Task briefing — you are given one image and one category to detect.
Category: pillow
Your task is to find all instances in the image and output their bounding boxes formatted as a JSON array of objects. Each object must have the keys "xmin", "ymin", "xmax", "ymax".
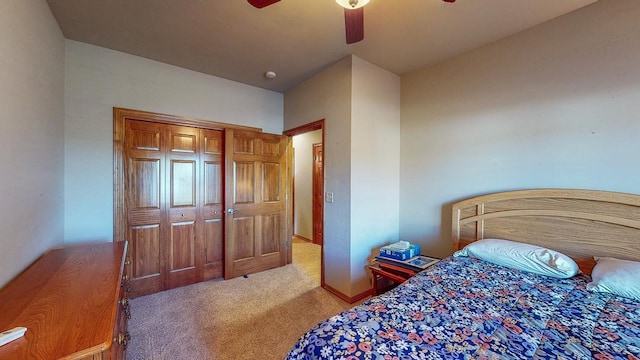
[
  {"xmin": 587, "ymin": 257, "xmax": 640, "ymax": 301},
  {"xmin": 453, "ymin": 238, "xmax": 579, "ymax": 279}
]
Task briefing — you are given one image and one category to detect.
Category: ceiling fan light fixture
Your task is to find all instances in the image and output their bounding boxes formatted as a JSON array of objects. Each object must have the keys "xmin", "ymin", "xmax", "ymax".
[{"xmin": 335, "ymin": 0, "xmax": 370, "ymax": 10}]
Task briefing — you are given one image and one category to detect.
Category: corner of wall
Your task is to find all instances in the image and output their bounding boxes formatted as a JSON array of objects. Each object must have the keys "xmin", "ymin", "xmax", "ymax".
[
  {"xmin": 283, "ymin": 56, "xmax": 355, "ymax": 297},
  {"xmin": 0, "ymin": 0, "xmax": 66, "ymax": 287},
  {"xmin": 349, "ymin": 56, "xmax": 401, "ymax": 296}
]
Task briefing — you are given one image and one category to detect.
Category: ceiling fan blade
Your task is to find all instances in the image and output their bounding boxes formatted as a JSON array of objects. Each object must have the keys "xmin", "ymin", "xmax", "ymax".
[
  {"xmin": 344, "ymin": 7, "xmax": 364, "ymax": 44},
  {"xmin": 247, "ymin": 0, "xmax": 280, "ymax": 9},
  {"xmin": 442, "ymin": 0, "xmax": 456, "ymax": 2}
]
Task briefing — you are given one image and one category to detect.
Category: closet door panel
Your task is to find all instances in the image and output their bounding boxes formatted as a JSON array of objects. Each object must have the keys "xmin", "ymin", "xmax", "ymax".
[
  {"xmin": 204, "ymin": 162, "xmax": 223, "ymax": 205},
  {"xmin": 170, "ymin": 160, "xmax": 196, "ymax": 207},
  {"xmin": 233, "ymin": 162, "xmax": 255, "ymax": 203},
  {"xmin": 129, "ymin": 224, "xmax": 162, "ymax": 296},
  {"xmin": 130, "ymin": 225, "xmax": 161, "ymax": 278},
  {"xmin": 125, "ymin": 120, "xmax": 166, "ymax": 297},
  {"xmin": 225, "ymin": 130, "xmax": 288, "ymax": 279},
  {"xmin": 131, "ymin": 159, "xmax": 161, "ymax": 208},
  {"xmin": 261, "ymin": 213, "xmax": 281, "ymax": 255},
  {"xmin": 203, "ymin": 218, "xmax": 223, "ymax": 279},
  {"xmin": 166, "ymin": 125, "xmax": 199, "ymax": 289},
  {"xmin": 169, "ymin": 131, "xmax": 197, "ymax": 153},
  {"xmin": 169, "ymin": 221, "xmax": 196, "ymax": 275},
  {"xmin": 201, "ymin": 129, "xmax": 224, "ymax": 280}
]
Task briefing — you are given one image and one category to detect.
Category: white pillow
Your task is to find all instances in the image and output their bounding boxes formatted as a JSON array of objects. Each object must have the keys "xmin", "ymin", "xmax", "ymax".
[
  {"xmin": 587, "ymin": 257, "xmax": 640, "ymax": 301},
  {"xmin": 454, "ymin": 238, "xmax": 579, "ymax": 279}
]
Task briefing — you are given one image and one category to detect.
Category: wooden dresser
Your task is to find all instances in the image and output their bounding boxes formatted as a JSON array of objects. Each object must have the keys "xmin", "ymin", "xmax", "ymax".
[{"xmin": 0, "ymin": 242, "xmax": 129, "ymax": 360}]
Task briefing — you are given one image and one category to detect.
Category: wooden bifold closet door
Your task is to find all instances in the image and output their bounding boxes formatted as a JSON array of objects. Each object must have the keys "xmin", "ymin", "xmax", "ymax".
[
  {"xmin": 115, "ymin": 108, "xmax": 290, "ymax": 298},
  {"xmin": 124, "ymin": 120, "xmax": 224, "ymax": 296},
  {"xmin": 224, "ymin": 129, "xmax": 288, "ymax": 279}
]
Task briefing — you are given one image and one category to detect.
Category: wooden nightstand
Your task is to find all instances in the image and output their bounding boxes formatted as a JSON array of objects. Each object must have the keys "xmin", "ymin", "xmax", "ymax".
[
  {"xmin": 368, "ymin": 263, "xmax": 417, "ymax": 295},
  {"xmin": 369, "ymin": 255, "xmax": 440, "ymax": 295}
]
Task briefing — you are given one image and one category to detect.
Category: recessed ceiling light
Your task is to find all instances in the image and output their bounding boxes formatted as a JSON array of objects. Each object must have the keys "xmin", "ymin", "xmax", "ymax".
[{"xmin": 264, "ymin": 71, "xmax": 277, "ymax": 79}]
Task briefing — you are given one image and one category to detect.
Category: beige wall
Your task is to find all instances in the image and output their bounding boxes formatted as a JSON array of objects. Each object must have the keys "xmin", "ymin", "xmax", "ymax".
[
  {"xmin": 350, "ymin": 57, "xmax": 401, "ymax": 295},
  {"xmin": 0, "ymin": 0, "xmax": 65, "ymax": 286},
  {"xmin": 285, "ymin": 57, "xmax": 353, "ymax": 295},
  {"xmin": 285, "ymin": 56, "xmax": 400, "ymax": 297},
  {"xmin": 64, "ymin": 40, "xmax": 284, "ymax": 243},
  {"xmin": 293, "ymin": 130, "xmax": 323, "ymax": 240},
  {"xmin": 400, "ymin": 0, "xmax": 640, "ymax": 257}
]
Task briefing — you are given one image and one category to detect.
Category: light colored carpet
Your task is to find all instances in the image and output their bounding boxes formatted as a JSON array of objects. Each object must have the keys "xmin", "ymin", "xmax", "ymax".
[{"xmin": 127, "ymin": 239, "xmax": 354, "ymax": 360}]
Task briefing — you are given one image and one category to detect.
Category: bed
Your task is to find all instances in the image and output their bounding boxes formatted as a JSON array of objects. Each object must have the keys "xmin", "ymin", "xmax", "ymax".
[{"xmin": 286, "ymin": 189, "xmax": 640, "ymax": 359}]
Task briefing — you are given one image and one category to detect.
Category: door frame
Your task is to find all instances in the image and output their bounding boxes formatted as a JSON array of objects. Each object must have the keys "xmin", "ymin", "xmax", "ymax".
[
  {"xmin": 312, "ymin": 142, "xmax": 323, "ymax": 246},
  {"xmin": 113, "ymin": 107, "xmax": 262, "ymax": 258},
  {"xmin": 283, "ymin": 119, "xmax": 325, "ymax": 287}
]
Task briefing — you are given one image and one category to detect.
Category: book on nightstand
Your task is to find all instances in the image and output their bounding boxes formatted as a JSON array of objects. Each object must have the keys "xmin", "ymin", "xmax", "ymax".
[{"xmin": 375, "ymin": 254, "xmax": 440, "ymax": 273}]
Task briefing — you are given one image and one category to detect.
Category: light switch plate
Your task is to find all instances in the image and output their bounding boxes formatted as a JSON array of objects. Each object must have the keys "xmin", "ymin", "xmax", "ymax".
[{"xmin": 325, "ymin": 192, "xmax": 334, "ymax": 203}]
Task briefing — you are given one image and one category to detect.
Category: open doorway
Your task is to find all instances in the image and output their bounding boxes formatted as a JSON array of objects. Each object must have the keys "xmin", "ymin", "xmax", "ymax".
[{"xmin": 284, "ymin": 120, "xmax": 324, "ymax": 286}]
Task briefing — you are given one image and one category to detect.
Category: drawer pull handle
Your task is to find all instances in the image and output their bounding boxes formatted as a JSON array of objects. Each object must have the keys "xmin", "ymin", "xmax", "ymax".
[
  {"xmin": 120, "ymin": 275, "xmax": 131, "ymax": 293},
  {"xmin": 124, "ymin": 259, "xmax": 131, "ymax": 266},
  {"xmin": 114, "ymin": 332, "xmax": 130, "ymax": 348},
  {"xmin": 119, "ymin": 298, "xmax": 132, "ymax": 319}
]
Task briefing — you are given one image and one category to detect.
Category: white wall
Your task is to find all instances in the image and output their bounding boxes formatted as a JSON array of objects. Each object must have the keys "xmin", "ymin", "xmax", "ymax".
[
  {"xmin": 0, "ymin": 0, "xmax": 65, "ymax": 286},
  {"xmin": 293, "ymin": 130, "xmax": 323, "ymax": 240},
  {"xmin": 64, "ymin": 40, "xmax": 284, "ymax": 243},
  {"xmin": 350, "ymin": 57, "xmax": 401, "ymax": 295},
  {"xmin": 400, "ymin": 0, "xmax": 640, "ymax": 257},
  {"xmin": 284, "ymin": 57, "xmax": 353, "ymax": 296}
]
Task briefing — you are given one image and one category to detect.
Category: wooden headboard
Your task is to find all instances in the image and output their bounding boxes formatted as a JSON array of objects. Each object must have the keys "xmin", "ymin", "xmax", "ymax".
[{"xmin": 451, "ymin": 189, "xmax": 640, "ymax": 275}]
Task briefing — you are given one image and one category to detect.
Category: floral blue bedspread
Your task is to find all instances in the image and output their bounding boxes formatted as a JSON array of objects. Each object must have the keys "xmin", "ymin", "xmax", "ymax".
[{"xmin": 286, "ymin": 256, "xmax": 640, "ymax": 360}]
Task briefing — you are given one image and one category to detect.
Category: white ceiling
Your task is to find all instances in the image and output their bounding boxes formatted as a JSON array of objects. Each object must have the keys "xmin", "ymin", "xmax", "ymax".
[{"xmin": 46, "ymin": 0, "xmax": 597, "ymax": 93}]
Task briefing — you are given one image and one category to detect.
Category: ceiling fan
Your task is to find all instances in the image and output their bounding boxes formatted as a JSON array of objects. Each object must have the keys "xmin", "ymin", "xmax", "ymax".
[{"xmin": 248, "ymin": 0, "xmax": 456, "ymax": 44}]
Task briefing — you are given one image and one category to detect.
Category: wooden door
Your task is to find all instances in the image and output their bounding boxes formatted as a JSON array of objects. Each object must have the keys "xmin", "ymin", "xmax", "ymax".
[
  {"xmin": 124, "ymin": 120, "xmax": 165, "ymax": 296},
  {"xmin": 200, "ymin": 129, "xmax": 224, "ymax": 280},
  {"xmin": 224, "ymin": 129, "xmax": 288, "ymax": 279},
  {"xmin": 116, "ymin": 108, "xmax": 289, "ymax": 296},
  {"xmin": 165, "ymin": 125, "xmax": 199, "ymax": 289},
  {"xmin": 124, "ymin": 120, "xmax": 224, "ymax": 296},
  {"xmin": 312, "ymin": 143, "xmax": 324, "ymax": 246}
]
